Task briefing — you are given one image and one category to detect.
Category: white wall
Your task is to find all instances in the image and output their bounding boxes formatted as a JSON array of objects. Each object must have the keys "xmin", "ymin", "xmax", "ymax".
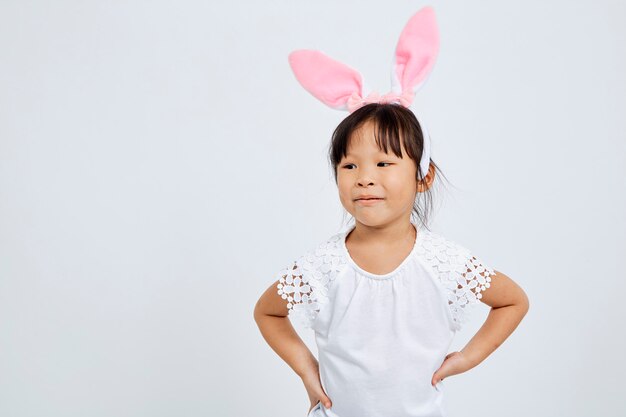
[{"xmin": 0, "ymin": 1, "xmax": 624, "ymax": 416}]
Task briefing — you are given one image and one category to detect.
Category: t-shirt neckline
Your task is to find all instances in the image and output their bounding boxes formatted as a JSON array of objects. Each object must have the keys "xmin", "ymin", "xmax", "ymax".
[{"xmin": 340, "ymin": 219, "xmax": 424, "ymax": 280}]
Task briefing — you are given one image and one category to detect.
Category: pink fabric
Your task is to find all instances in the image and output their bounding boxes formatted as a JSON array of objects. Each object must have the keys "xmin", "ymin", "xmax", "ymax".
[
  {"xmin": 287, "ymin": 6, "xmax": 439, "ymax": 113},
  {"xmin": 346, "ymin": 90, "xmax": 415, "ymax": 113},
  {"xmin": 393, "ymin": 6, "xmax": 439, "ymax": 94},
  {"xmin": 288, "ymin": 50, "xmax": 363, "ymax": 110}
]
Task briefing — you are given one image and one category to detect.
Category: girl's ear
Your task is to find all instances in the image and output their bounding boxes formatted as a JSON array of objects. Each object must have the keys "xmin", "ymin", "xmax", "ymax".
[
  {"xmin": 416, "ymin": 163, "xmax": 436, "ymax": 193},
  {"xmin": 390, "ymin": 6, "xmax": 440, "ymax": 96},
  {"xmin": 288, "ymin": 50, "xmax": 365, "ymax": 111}
]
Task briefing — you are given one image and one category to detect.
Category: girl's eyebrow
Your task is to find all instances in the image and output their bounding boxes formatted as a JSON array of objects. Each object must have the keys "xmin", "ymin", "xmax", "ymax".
[{"xmin": 345, "ymin": 150, "xmax": 392, "ymax": 157}]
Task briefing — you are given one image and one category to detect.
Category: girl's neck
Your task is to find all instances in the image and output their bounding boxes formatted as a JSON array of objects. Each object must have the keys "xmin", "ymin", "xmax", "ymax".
[{"xmin": 347, "ymin": 218, "xmax": 417, "ymax": 248}]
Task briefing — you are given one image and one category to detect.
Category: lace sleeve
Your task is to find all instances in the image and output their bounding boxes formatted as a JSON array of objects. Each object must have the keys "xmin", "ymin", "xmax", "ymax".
[
  {"xmin": 463, "ymin": 254, "xmax": 495, "ymax": 301},
  {"xmin": 449, "ymin": 251, "xmax": 496, "ymax": 330},
  {"xmin": 416, "ymin": 231, "xmax": 496, "ymax": 331},
  {"xmin": 275, "ymin": 232, "xmax": 348, "ymax": 330},
  {"xmin": 276, "ymin": 257, "xmax": 319, "ymax": 329}
]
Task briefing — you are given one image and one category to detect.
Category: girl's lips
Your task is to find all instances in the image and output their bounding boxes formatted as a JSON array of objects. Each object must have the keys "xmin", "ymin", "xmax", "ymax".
[{"xmin": 356, "ymin": 198, "xmax": 384, "ymax": 205}]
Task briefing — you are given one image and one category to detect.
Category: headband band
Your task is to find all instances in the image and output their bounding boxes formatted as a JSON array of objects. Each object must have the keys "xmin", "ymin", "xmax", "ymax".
[{"xmin": 287, "ymin": 6, "xmax": 440, "ymax": 179}]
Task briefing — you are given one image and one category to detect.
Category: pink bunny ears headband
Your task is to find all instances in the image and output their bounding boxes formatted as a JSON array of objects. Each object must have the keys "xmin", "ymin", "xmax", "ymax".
[{"xmin": 288, "ymin": 6, "xmax": 439, "ymax": 179}]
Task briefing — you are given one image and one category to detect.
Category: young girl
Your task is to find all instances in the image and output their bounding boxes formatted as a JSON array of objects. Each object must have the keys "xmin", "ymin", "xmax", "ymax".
[{"xmin": 254, "ymin": 7, "xmax": 529, "ymax": 417}]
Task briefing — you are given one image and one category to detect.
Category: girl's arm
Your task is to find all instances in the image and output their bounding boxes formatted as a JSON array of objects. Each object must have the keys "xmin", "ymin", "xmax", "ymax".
[
  {"xmin": 253, "ymin": 280, "xmax": 318, "ymax": 378},
  {"xmin": 254, "ymin": 280, "xmax": 333, "ymax": 410},
  {"xmin": 432, "ymin": 269, "xmax": 529, "ymax": 386},
  {"xmin": 460, "ymin": 269, "xmax": 530, "ymax": 369}
]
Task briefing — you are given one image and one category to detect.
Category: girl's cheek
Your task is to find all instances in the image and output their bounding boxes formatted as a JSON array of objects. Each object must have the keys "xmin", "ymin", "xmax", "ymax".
[{"xmin": 338, "ymin": 193, "xmax": 353, "ymax": 209}]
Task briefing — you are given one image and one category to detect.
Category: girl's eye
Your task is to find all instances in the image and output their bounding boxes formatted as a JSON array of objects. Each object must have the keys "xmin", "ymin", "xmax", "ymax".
[{"xmin": 341, "ymin": 162, "xmax": 392, "ymax": 169}]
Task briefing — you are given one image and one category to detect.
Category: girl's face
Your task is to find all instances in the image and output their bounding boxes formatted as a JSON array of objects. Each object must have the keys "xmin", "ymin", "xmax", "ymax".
[{"xmin": 337, "ymin": 120, "xmax": 419, "ymax": 226}]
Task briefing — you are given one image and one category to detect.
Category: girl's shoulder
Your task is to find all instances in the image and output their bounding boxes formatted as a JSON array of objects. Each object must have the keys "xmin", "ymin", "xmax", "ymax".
[
  {"xmin": 274, "ymin": 230, "xmax": 349, "ymax": 329},
  {"xmin": 415, "ymin": 228, "xmax": 474, "ymax": 260},
  {"xmin": 300, "ymin": 230, "xmax": 349, "ymax": 270},
  {"xmin": 414, "ymin": 228, "xmax": 497, "ymax": 331}
]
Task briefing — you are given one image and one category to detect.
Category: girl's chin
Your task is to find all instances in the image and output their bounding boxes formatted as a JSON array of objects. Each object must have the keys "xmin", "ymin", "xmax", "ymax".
[{"xmin": 352, "ymin": 212, "xmax": 393, "ymax": 224}]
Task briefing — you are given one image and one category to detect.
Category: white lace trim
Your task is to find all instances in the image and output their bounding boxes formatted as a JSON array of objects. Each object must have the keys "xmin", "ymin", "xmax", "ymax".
[
  {"xmin": 276, "ymin": 232, "xmax": 348, "ymax": 329},
  {"xmin": 415, "ymin": 231, "xmax": 495, "ymax": 331}
]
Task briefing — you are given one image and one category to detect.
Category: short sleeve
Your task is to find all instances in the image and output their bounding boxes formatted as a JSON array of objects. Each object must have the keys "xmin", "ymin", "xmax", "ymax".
[
  {"xmin": 274, "ymin": 232, "xmax": 349, "ymax": 330},
  {"xmin": 462, "ymin": 253, "xmax": 495, "ymax": 302},
  {"xmin": 275, "ymin": 256, "xmax": 319, "ymax": 329},
  {"xmin": 448, "ymin": 251, "xmax": 496, "ymax": 328},
  {"xmin": 416, "ymin": 231, "xmax": 496, "ymax": 331}
]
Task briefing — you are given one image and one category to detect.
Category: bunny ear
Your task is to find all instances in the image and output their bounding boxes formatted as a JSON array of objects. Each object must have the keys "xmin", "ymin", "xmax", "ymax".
[
  {"xmin": 390, "ymin": 6, "xmax": 440, "ymax": 95},
  {"xmin": 288, "ymin": 50, "xmax": 364, "ymax": 111}
]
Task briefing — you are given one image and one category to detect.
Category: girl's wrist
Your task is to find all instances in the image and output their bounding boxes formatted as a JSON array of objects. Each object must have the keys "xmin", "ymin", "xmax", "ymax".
[
  {"xmin": 296, "ymin": 359, "xmax": 320, "ymax": 380},
  {"xmin": 459, "ymin": 350, "xmax": 479, "ymax": 370}
]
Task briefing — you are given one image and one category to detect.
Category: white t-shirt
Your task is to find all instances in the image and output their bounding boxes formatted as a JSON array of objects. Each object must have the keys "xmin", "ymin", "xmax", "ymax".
[{"xmin": 275, "ymin": 219, "xmax": 495, "ymax": 417}]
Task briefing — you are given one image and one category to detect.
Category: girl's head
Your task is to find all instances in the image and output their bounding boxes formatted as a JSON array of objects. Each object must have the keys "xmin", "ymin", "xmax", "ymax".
[
  {"xmin": 287, "ymin": 8, "xmax": 443, "ymax": 229},
  {"xmin": 328, "ymin": 103, "xmax": 447, "ymax": 230}
]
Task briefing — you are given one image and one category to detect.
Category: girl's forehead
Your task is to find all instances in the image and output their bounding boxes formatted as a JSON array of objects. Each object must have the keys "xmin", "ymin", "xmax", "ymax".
[
  {"xmin": 346, "ymin": 125, "xmax": 406, "ymax": 156},
  {"xmin": 347, "ymin": 123, "xmax": 381, "ymax": 148},
  {"xmin": 351, "ymin": 119, "xmax": 377, "ymax": 137},
  {"xmin": 345, "ymin": 140, "xmax": 389, "ymax": 156}
]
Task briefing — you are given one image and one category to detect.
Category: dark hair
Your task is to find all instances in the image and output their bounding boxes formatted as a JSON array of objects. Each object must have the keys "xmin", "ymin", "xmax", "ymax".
[{"xmin": 327, "ymin": 103, "xmax": 451, "ymax": 231}]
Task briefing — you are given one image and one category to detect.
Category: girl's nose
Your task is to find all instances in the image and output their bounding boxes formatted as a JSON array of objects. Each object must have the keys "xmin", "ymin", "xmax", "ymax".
[
  {"xmin": 357, "ymin": 178, "xmax": 375, "ymax": 187},
  {"xmin": 355, "ymin": 165, "xmax": 377, "ymax": 186}
]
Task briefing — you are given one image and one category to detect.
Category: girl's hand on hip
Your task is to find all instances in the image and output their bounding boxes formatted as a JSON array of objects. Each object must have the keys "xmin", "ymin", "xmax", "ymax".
[
  {"xmin": 431, "ymin": 351, "xmax": 472, "ymax": 386},
  {"xmin": 300, "ymin": 365, "xmax": 332, "ymax": 412}
]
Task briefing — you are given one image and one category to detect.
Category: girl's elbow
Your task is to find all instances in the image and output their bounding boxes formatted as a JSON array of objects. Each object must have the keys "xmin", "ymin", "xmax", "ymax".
[
  {"xmin": 518, "ymin": 290, "xmax": 530, "ymax": 315},
  {"xmin": 253, "ymin": 298, "xmax": 266, "ymax": 322}
]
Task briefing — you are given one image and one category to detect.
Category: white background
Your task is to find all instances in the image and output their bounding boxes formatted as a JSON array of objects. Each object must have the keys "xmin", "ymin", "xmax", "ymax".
[{"xmin": 1, "ymin": 1, "xmax": 624, "ymax": 416}]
